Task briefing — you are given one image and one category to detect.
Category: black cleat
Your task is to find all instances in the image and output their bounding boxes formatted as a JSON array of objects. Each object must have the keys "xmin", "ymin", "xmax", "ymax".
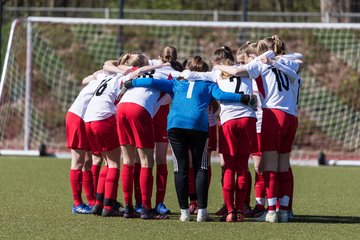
[
  {"xmin": 123, "ymin": 205, "xmax": 139, "ymax": 218},
  {"xmin": 91, "ymin": 204, "xmax": 103, "ymax": 216},
  {"xmin": 101, "ymin": 207, "xmax": 123, "ymax": 217}
]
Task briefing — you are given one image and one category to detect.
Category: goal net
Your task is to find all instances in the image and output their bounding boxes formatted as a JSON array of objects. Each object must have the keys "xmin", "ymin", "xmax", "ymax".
[{"xmin": 1, "ymin": 17, "xmax": 359, "ymax": 161}]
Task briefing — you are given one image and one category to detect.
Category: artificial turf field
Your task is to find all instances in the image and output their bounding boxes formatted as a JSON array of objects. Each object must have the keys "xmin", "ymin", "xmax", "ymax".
[{"xmin": 0, "ymin": 156, "xmax": 359, "ymax": 240}]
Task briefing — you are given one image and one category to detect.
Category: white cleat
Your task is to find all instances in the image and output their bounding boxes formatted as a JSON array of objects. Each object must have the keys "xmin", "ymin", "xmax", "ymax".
[
  {"xmin": 255, "ymin": 211, "xmax": 278, "ymax": 223},
  {"xmin": 196, "ymin": 208, "xmax": 209, "ymax": 222},
  {"xmin": 179, "ymin": 208, "xmax": 190, "ymax": 222}
]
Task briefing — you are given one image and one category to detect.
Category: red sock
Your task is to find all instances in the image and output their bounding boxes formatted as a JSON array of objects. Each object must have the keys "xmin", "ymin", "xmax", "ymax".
[
  {"xmin": 69, "ymin": 169, "xmax": 83, "ymax": 206},
  {"xmin": 254, "ymin": 172, "xmax": 266, "ymax": 210},
  {"xmin": 222, "ymin": 154, "xmax": 236, "ymax": 212},
  {"xmin": 289, "ymin": 167, "xmax": 294, "ymax": 211},
  {"xmin": 156, "ymin": 164, "xmax": 168, "ymax": 205},
  {"xmin": 264, "ymin": 171, "xmax": 278, "ymax": 212},
  {"xmin": 140, "ymin": 167, "xmax": 153, "ymax": 209},
  {"xmin": 244, "ymin": 170, "xmax": 252, "ymax": 207},
  {"xmin": 235, "ymin": 154, "xmax": 248, "ymax": 212},
  {"xmin": 133, "ymin": 162, "xmax": 141, "ymax": 205},
  {"xmin": 278, "ymin": 171, "xmax": 292, "ymax": 210},
  {"xmin": 104, "ymin": 168, "xmax": 120, "ymax": 211},
  {"xmin": 95, "ymin": 165, "xmax": 108, "ymax": 206},
  {"xmin": 121, "ymin": 164, "xmax": 134, "ymax": 206},
  {"xmin": 82, "ymin": 170, "xmax": 95, "ymax": 206},
  {"xmin": 112, "ymin": 173, "xmax": 119, "ymax": 201},
  {"xmin": 91, "ymin": 165, "xmax": 101, "ymax": 194},
  {"xmin": 188, "ymin": 167, "xmax": 195, "ymax": 198},
  {"xmin": 222, "ymin": 168, "xmax": 235, "ymax": 212}
]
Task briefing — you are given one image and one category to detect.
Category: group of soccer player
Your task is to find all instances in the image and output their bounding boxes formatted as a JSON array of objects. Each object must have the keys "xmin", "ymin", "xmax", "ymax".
[{"xmin": 66, "ymin": 34, "xmax": 303, "ymax": 223}]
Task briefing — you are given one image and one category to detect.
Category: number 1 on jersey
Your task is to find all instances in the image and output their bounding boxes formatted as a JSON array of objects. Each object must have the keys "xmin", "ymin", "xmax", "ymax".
[{"xmin": 186, "ymin": 81, "xmax": 195, "ymax": 98}]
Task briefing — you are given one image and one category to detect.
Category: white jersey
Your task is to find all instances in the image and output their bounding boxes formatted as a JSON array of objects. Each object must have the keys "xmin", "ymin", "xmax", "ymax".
[
  {"xmin": 217, "ymin": 74, "xmax": 256, "ymax": 125},
  {"xmin": 120, "ymin": 66, "xmax": 179, "ymax": 118},
  {"xmin": 247, "ymin": 60, "xmax": 299, "ymax": 116},
  {"xmin": 83, "ymin": 73, "xmax": 124, "ymax": 122},
  {"xmin": 278, "ymin": 57, "xmax": 302, "ymax": 117},
  {"xmin": 279, "ymin": 55, "xmax": 303, "ymax": 117},
  {"xmin": 68, "ymin": 72, "xmax": 108, "ymax": 119},
  {"xmin": 252, "ymin": 82, "xmax": 263, "ymax": 133},
  {"xmin": 154, "ymin": 66, "xmax": 179, "ymax": 106},
  {"xmin": 148, "ymin": 59, "xmax": 162, "ymax": 66},
  {"xmin": 180, "ymin": 69, "xmax": 217, "ymax": 83},
  {"xmin": 290, "ymin": 76, "xmax": 302, "ymax": 117}
]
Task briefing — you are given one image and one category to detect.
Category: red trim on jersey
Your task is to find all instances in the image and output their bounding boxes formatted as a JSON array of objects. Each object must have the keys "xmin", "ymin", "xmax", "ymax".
[
  {"xmin": 255, "ymin": 76, "xmax": 265, "ymax": 99},
  {"xmin": 155, "ymin": 73, "xmax": 173, "ymax": 101},
  {"xmin": 157, "ymin": 73, "xmax": 173, "ymax": 100},
  {"xmin": 130, "ymin": 66, "xmax": 138, "ymax": 72}
]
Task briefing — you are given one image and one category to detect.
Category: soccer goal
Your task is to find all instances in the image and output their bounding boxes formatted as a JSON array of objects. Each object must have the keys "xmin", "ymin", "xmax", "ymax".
[{"xmin": 0, "ymin": 17, "xmax": 359, "ymax": 161}]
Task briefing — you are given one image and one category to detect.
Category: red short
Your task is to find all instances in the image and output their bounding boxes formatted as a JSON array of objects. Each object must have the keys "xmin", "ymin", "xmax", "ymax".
[
  {"xmin": 85, "ymin": 115, "xmax": 119, "ymax": 153},
  {"xmin": 65, "ymin": 112, "xmax": 89, "ymax": 150},
  {"xmin": 208, "ymin": 125, "xmax": 217, "ymax": 152},
  {"xmin": 218, "ymin": 117, "xmax": 258, "ymax": 156},
  {"xmin": 153, "ymin": 105, "xmax": 169, "ymax": 143},
  {"xmin": 117, "ymin": 103, "xmax": 155, "ymax": 149},
  {"xmin": 251, "ymin": 133, "xmax": 262, "ymax": 157},
  {"xmin": 261, "ymin": 108, "xmax": 298, "ymax": 153}
]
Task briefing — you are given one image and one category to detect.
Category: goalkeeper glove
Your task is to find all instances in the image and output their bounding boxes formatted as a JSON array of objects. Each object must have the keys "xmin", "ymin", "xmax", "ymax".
[
  {"xmin": 240, "ymin": 94, "xmax": 258, "ymax": 111},
  {"xmin": 117, "ymin": 80, "xmax": 133, "ymax": 101}
]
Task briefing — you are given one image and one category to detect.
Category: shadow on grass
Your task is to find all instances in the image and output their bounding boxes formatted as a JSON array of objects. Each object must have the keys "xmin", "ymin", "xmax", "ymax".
[
  {"xmin": 291, "ymin": 215, "xmax": 360, "ymax": 224},
  {"xmin": 168, "ymin": 213, "xmax": 360, "ymax": 224}
]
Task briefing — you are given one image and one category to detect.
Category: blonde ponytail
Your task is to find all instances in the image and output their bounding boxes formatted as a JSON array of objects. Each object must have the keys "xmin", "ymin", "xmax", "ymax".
[
  {"xmin": 118, "ymin": 53, "xmax": 149, "ymax": 67},
  {"xmin": 271, "ymin": 35, "xmax": 286, "ymax": 55},
  {"xmin": 118, "ymin": 53, "xmax": 131, "ymax": 65}
]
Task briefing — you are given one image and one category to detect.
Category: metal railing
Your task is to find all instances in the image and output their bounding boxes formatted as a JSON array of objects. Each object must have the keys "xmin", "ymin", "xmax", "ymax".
[{"xmin": 3, "ymin": 7, "xmax": 360, "ymax": 22}]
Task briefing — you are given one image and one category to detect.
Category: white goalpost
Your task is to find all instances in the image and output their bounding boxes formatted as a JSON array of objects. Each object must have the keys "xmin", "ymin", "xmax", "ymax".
[{"xmin": 0, "ymin": 17, "xmax": 360, "ymax": 163}]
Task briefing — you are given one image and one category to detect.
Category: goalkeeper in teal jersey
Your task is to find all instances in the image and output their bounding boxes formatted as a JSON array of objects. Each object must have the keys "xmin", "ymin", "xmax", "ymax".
[{"xmin": 122, "ymin": 56, "xmax": 256, "ymax": 222}]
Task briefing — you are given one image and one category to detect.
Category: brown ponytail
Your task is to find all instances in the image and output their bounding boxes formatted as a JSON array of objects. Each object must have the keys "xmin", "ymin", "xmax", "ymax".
[
  {"xmin": 185, "ymin": 56, "xmax": 209, "ymax": 72},
  {"xmin": 160, "ymin": 46, "xmax": 177, "ymax": 63},
  {"xmin": 211, "ymin": 46, "xmax": 235, "ymax": 65}
]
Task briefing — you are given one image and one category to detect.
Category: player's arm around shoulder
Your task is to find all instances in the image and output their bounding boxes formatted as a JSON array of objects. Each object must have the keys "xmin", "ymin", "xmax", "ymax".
[
  {"xmin": 82, "ymin": 70, "xmax": 103, "ymax": 85},
  {"xmin": 209, "ymin": 82, "xmax": 241, "ymax": 102},
  {"xmin": 132, "ymin": 77, "xmax": 175, "ymax": 94}
]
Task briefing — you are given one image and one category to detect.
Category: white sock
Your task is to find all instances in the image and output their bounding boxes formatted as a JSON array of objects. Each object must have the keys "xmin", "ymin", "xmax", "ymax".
[
  {"xmin": 181, "ymin": 208, "xmax": 189, "ymax": 214},
  {"xmin": 197, "ymin": 208, "xmax": 207, "ymax": 215}
]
